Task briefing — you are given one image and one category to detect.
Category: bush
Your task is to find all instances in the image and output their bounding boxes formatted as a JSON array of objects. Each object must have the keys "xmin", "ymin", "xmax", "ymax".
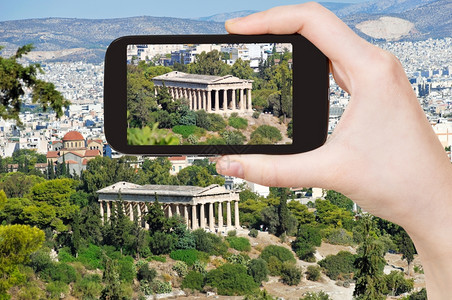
[
  {"xmin": 170, "ymin": 249, "xmax": 201, "ymax": 266},
  {"xmin": 192, "ymin": 229, "xmax": 227, "ymax": 256},
  {"xmin": 248, "ymin": 229, "xmax": 259, "ymax": 238},
  {"xmin": 252, "ymin": 111, "xmax": 261, "ymax": 119},
  {"xmin": 172, "ymin": 261, "xmax": 189, "ymax": 277},
  {"xmin": 280, "ymin": 263, "xmax": 302, "ymax": 286},
  {"xmin": 250, "ymin": 125, "xmax": 282, "ymax": 143},
  {"xmin": 321, "ymin": 227, "xmax": 354, "ymax": 245},
  {"xmin": 151, "ymin": 279, "xmax": 172, "ymax": 294},
  {"xmin": 259, "ymin": 245, "xmax": 295, "ymax": 264},
  {"xmin": 318, "ymin": 251, "xmax": 357, "ymax": 280},
  {"xmin": 192, "ymin": 260, "xmax": 207, "ymax": 275},
  {"xmin": 77, "ymin": 244, "xmax": 103, "ymax": 270},
  {"xmin": 247, "ymin": 258, "xmax": 268, "ymax": 285},
  {"xmin": 384, "ymin": 271, "xmax": 414, "ymax": 296},
  {"xmin": 207, "ymin": 113, "xmax": 227, "ymax": 131},
  {"xmin": 149, "ymin": 231, "xmax": 177, "ymax": 255},
  {"xmin": 226, "ymin": 236, "xmax": 251, "ymax": 252},
  {"xmin": 57, "ymin": 247, "xmax": 76, "ymax": 263},
  {"xmin": 229, "ymin": 116, "xmax": 248, "ymax": 129},
  {"xmin": 117, "ymin": 256, "xmax": 135, "ymax": 283},
  {"xmin": 72, "ymin": 274, "xmax": 103, "ymax": 299},
  {"xmin": 301, "ymin": 291, "xmax": 332, "ymax": 300},
  {"xmin": 137, "ymin": 264, "xmax": 157, "ymax": 282},
  {"xmin": 181, "ymin": 271, "xmax": 204, "ymax": 291},
  {"xmin": 292, "ymin": 225, "xmax": 322, "ymax": 262},
  {"xmin": 405, "ymin": 288, "xmax": 427, "ymax": 300},
  {"xmin": 226, "ymin": 253, "xmax": 250, "ymax": 266},
  {"xmin": 267, "ymin": 256, "xmax": 283, "ymax": 276},
  {"xmin": 46, "ymin": 281, "xmax": 69, "ymax": 300},
  {"xmin": 172, "ymin": 125, "xmax": 204, "ymax": 138},
  {"xmin": 29, "ymin": 247, "xmax": 54, "ymax": 273},
  {"xmin": 306, "ymin": 265, "xmax": 322, "ymax": 281},
  {"xmin": 205, "ymin": 263, "xmax": 259, "ymax": 296},
  {"xmin": 227, "ymin": 230, "xmax": 237, "ymax": 237},
  {"xmin": 42, "ymin": 263, "xmax": 77, "ymax": 284}
]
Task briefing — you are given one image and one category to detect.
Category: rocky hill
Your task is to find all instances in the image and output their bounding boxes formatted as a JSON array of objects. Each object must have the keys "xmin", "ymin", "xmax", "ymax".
[{"xmin": 0, "ymin": 0, "xmax": 449, "ymax": 63}]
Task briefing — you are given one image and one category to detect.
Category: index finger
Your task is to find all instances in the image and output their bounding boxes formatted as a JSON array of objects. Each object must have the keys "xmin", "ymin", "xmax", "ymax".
[{"xmin": 225, "ymin": 2, "xmax": 373, "ymax": 75}]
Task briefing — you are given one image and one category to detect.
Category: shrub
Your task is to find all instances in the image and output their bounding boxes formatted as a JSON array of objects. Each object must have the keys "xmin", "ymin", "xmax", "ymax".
[
  {"xmin": 170, "ymin": 249, "xmax": 200, "ymax": 266},
  {"xmin": 46, "ymin": 281, "xmax": 69, "ymax": 300},
  {"xmin": 137, "ymin": 264, "xmax": 157, "ymax": 282},
  {"xmin": 247, "ymin": 258, "xmax": 268, "ymax": 284},
  {"xmin": 192, "ymin": 229, "xmax": 227, "ymax": 256},
  {"xmin": 248, "ymin": 229, "xmax": 259, "ymax": 238},
  {"xmin": 72, "ymin": 274, "xmax": 103, "ymax": 299},
  {"xmin": 57, "ymin": 247, "xmax": 76, "ymax": 263},
  {"xmin": 205, "ymin": 263, "xmax": 259, "ymax": 296},
  {"xmin": 172, "ymin": 125, "xmax": 204, "ymax": 138},
  {"xmin": 117, "ymin": 256, "xmax": 135, "ymax": 283},
  {"xmin": 151, "ymin": 279, "xmax": 172, "ymax": 294},
  {"xmin": 252, "ymin": 111, "xmax": 260, "ymax": 119},
  {"xmin": 172, "ymin": 261, "xmax": 189, "ymax": 277},
  {"xmin": 267, "ymin": 256, "xmax": 283, "ymax": 276},
  {"xmin": 280, "ymin": 263, "xmax": 302, "ymax": 286},
  {"xmin": 322, "ymin": 227, "xmax": 354, "ymax": 245},
  {"xmin": 149, "ymin": 231, "xmax": 177, "ymax": 255},
  {"xmin": 192, "ymin": 260, "xmax": 207, "ymax": 275},
  {"xmin": 259, "ymin": 245, "xmax": 295, "ymax": 264},
  {"xmin": 229, "ymin": 116, "xmax": 248, "ymax": 129},
  {"xmin": 226, "ymin": 253, "xmax": 250, "ymax": 266},
  {"xmin": 207, "ymin": 113, "xmax": 227, "ymax": 131},
  {"xmin": 148, "ymin": 255, "xmax": 166, "ymax": 262},
  {"xmin": 226, "ymin": 236, "xmax": 251, "ymax": 252},
  {"xmin": 29, "ymin": 247, "xmax": 54, "ymax": 273},
  {"xmin": 250, "ymin": 125, "xmax": 282, "ymax": 142},
  {"xmin": 306, "ymin": 265, "xmax": 322, "ymax": 281},
  {"xmin": 77, "ymin": 244, "xmax": 103, "ymax": 270},
  {"xmin": 301, "ymin": 291, "xmax": 332, "ymax": 300},
  {"xmin": 227, "ymin": 230, "xmax": 237, "ymax": 237},
  {"xmin": 384, "ymin": 271, "xmax": 414, "ymax": 296},
  {"xmin": 318, "ymin": 251, "xmax": 357, "ymax": 280},
  {"xmin": 292, "ymin": 225, "xmax": 322, "ymax": 262},
  {"xmin": 42, "ymin": 263, "xmax": 77, "ymax": 284},
  {"xmin": 181, "ymin": 271, "xmax": 204, "ymax": 291},
  {"xmin": 405, "ymin": 288, "xmax": 427, "ymax": 300}
]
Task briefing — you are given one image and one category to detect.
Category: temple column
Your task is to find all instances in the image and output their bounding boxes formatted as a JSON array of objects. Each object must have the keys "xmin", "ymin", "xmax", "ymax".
[
  {"xmin": 214, "ymin": 90, "xmax": 219, "ymax": 111},
  {"xmin": 239, "ymin": 88, "xmax": 244, "ymax": 111},
  {"xmin": 231, "ymin": 89, "xmax": 236, "ymax": 111},
  {"xmin": 154, "ymin": 86, "xmax": 158, "ymax": 97},
  {"xmin": 247, "ymin": 88, "xmax": 252, "ymax": 111},
  {"xmin": 197, "ymin": 89, "xmax": 202, "ymax": 110},
  {"xmin": 200, "ymin": 203, "xmax": 206, "ymax": 229},
  {"xmin": 137, "ymin": 203, "xmax": 142, "ymax": 228},
  {"xmin": 175, "ymin": 205, "xmax": 180, "ymax": 216},
  {"xmin": 202, "ymin": 90, "xmax": 206, "ymax": 110},
  {"xmin": 218, "ymin": 202, "xmax": 223, "ymax": 231},
  {"xmin": 167, "ymin": 204, "xmax": 172, "ymax": 218},
  {"xmin": 184, "ymin": 205, "xmax": 189, "ymax": 228},
  {"xmin": 207, "ymin": 91, "xmax": 212, "ymax": 112},
  {"xmin": 223, "ymin": 89, "xmax": 227, "ymax": 110},
  {"xmin": 188, "ymin": 89, "xmax": 192, "ymax": 110},
  {"xmin": 226, "ymin": 201, "xmax": 232, "ymax": 229},
  {"xmin": 129, "ymin": 202, "xmax": 134, "ymax": 222},
  {"xmin": 234, "ymin": 200, "xmax": 240, "ymax": 229},
  {"xmin": 106, "ymin": 201, "xmax": 111, "ymax": 220},
  {"xmin": 144, "ymin": 204, "xmax": 149, "ymax": 230},
  {"xmin": 209, "ymin": 202, "xmax": 215, "ymax": 231},
  {"xmin": 191, "ymin": 204, "xmax": 198, "ymax": 230},
  {"xmin": 100, "ymin": 201, "xmax": 104, "ymax": 225}
]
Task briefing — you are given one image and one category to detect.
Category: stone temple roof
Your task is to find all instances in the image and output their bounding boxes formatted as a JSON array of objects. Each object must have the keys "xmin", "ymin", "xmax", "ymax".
[
  {"xmin": 153, "ymin": 71, "xmax": 252, "ymax": 85},
  {"xmin": 97, "ymin": 181, "xmax": 230, "ymax": 197}
]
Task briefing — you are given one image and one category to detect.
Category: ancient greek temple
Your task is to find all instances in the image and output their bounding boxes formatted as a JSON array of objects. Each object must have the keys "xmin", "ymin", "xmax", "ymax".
[
  {"xmin": 97, "ymin": 182, "xmax": 240, "ymax": 232},
  {"xmin": 152, "ymin": 71, "xmax": 253, "ymax": 113}
]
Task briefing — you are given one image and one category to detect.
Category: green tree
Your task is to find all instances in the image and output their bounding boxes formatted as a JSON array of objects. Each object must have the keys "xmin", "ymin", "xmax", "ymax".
[
  {"xmin": 0, "ymin": 224, "xmax": 45, "ymax": 299},
  {"xmin": 138, "ymin": 157, "xmax": 174, "ymax": 185},
  {"xmin": 177, "ymin": 165, "xmax": 225, "ymax": 187},
  {"xmin": 395, "ymin": 230, "xmax": 416, "ymax": 275},
  {"xmin": 247, "ymin": 258, "xmax": 268, "ymax": 285},
  {"xmin": 231, "ymin": 58, "xmax": 254, "ymax": 79},
  {"xmin": 205, "ymin": 263, "xmax": 258, "ymax": 296},
  {"xmin": 100, "ymin": 257, "xmax": 122, "ymax": 300},
  {"xmin": 325, "ymin": 190, "xmax": 355, "ymax": 213},
  {"xmin": 353, "ymin": 216, "xmax": 387, "ymax": 300},
  {"xmin": 188, "ymin": 50, "xmax": 231, "ymax": 76},
  {"xmin": 0, "ymin": 172, "xmax": 45, "ymax": 198},
  {"xmin": 0, "ymin": 44, "xmax": 70, "ymax": 123}
]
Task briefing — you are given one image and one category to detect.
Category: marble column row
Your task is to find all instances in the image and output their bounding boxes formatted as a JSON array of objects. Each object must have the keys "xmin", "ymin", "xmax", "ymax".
[
  {"xmin": 157, "ymin": 86, "xmax": 252, "ymax": 113},
  {"xmin": 99, "ymin": 200, "xmax": 240, "ymax": 232}
]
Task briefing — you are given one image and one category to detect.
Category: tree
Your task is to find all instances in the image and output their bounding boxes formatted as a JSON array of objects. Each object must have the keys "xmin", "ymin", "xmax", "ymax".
[
  {"xmin": 0, "ymin": 45, "xmax": 70, "ymax": 123},
  {"xmin": 395, "ymin": 230, "xmax": 416, "ymax": 275},
  {"xmin": 100, "ymin": 257, "xmax": 122, "ymax": 300},
  {"xmin": 177, "ymin": 165, "xmax": 225, "ymax": 187},
  {"xmin": 188, "ymin": 50, "xmax": 231, "ymax": 76},
  {"xmin": 325, "ymin": 190, "xmax": 355, "ymax": 213},
  {"xmin": 353, "ymin": 216, "xmax": 387, "ymax": 300},
  {"xmin": 277, "ymin": 193, "xmax": 291, "ymax": 236},
  {"xmin": 0, "ymin": 172, "xmax": 45, "ymax": 198},
  {"xmin": 0, "ymin": 224, "xmax": 45, "ymax": 298},
  {"xmin": 247, "ymin": 258, "xmax": 268, "ymax": 285},
  {"xmin": 232, "ymin": 59, "xmax": 254, "ymax": 79},
  {"xmin": 138, "ymin": 157, "xmax": 174, "ymax": 185}
]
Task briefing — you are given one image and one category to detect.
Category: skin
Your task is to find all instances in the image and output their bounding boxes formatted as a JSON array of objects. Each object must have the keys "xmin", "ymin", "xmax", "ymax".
[{"xmin": 216, "ymin": 2, "xmax": 452, "ymax": 299}]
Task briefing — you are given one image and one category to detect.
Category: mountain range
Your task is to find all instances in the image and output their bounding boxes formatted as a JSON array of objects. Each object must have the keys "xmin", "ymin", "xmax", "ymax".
[{"xmin": 0, "ymin": 0, "xmax": 449, "ymax": 63}]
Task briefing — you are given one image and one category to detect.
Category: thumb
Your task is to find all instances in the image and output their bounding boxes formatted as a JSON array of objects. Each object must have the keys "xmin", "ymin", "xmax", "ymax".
[{"xmin": 215, "ymin": 148, "xmax": 335, "ymax": 188}]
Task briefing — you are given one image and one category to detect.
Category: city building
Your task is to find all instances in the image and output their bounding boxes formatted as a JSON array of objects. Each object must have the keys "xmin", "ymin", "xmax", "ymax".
[{"xmin": 97, "ymin": 181, "xmax": 240, "ymax": 232}]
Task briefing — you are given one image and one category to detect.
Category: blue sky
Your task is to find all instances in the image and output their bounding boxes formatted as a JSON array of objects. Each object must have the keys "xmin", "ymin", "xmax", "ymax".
[{"xmin": 0, "ymin": 0, "xmax": 367, "ymax": 21}]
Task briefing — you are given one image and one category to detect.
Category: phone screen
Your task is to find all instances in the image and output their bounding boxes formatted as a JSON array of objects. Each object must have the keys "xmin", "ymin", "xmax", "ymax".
[{"xmin": 126, "ymin": 43, "xmax": 293, "ymax": 146}]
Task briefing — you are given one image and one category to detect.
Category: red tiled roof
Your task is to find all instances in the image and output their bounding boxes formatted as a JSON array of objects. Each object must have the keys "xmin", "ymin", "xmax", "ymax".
[
  {"xmin": 87, "ymin": 139, "xmax": 103, "ymax": 144},
  {"xmin": 169, "ymin": 156, "xmax": 187, "ymax": 161},
  {"xmin": 62, "ymin": 131, "xmax": 84, "ymax": 141},
  {"xmin": 34, "ymin": 163, "xmax": 48, "ymax": 168},
  {"xmin": 46, "ymin": 151, "xmax": 59, "ymax": 158},
  {"xmin": 85, "ymin": 149, "xmax": 100, "ymax": 157},
  {"xmin": 66, "ymin": 160, "xmax": 78, "ymax": 164},
  {"xmin": 82, "ymin": 159, "xmax": 88, "ymax": 165}
]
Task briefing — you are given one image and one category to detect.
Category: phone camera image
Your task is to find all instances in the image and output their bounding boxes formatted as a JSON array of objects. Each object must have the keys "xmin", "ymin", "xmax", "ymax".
[{"xmin": 104, "ymin": 35, "xmax": 329, "ymax": 155}]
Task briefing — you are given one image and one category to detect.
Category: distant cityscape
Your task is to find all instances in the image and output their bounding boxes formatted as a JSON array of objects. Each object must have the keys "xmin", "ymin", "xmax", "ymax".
[{"xmin": 0, "ymin": 37, "xmax": 450, "ymax": 176}]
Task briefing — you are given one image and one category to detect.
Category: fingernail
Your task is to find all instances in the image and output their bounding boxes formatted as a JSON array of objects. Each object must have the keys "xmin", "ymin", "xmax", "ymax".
[{"xmin": 216, "ymin": 157, "xmax": 244, "ymax": 179}]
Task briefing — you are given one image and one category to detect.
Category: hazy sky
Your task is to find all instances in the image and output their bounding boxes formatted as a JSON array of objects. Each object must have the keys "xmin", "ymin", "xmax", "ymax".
[{"xmin": 0, "ymin": 0, "xmax": 368, "ymax": 21}]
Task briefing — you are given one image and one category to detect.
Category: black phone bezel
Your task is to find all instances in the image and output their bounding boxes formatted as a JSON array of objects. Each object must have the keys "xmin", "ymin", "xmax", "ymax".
[{"xmin": 104, "ymin": 34, "xmax": 329, "ymax": 155}]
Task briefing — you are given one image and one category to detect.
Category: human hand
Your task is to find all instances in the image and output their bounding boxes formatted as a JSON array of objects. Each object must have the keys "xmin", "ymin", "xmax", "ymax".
[{"xmin": 216, "ymin": 3, "xmax": 452, "ymax": 297}]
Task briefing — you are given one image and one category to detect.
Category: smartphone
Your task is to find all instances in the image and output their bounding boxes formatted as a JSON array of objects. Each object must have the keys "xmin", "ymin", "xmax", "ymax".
[{"xmin": 104, "ymin": 34, "xmax": 329, "ymax": 155}]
